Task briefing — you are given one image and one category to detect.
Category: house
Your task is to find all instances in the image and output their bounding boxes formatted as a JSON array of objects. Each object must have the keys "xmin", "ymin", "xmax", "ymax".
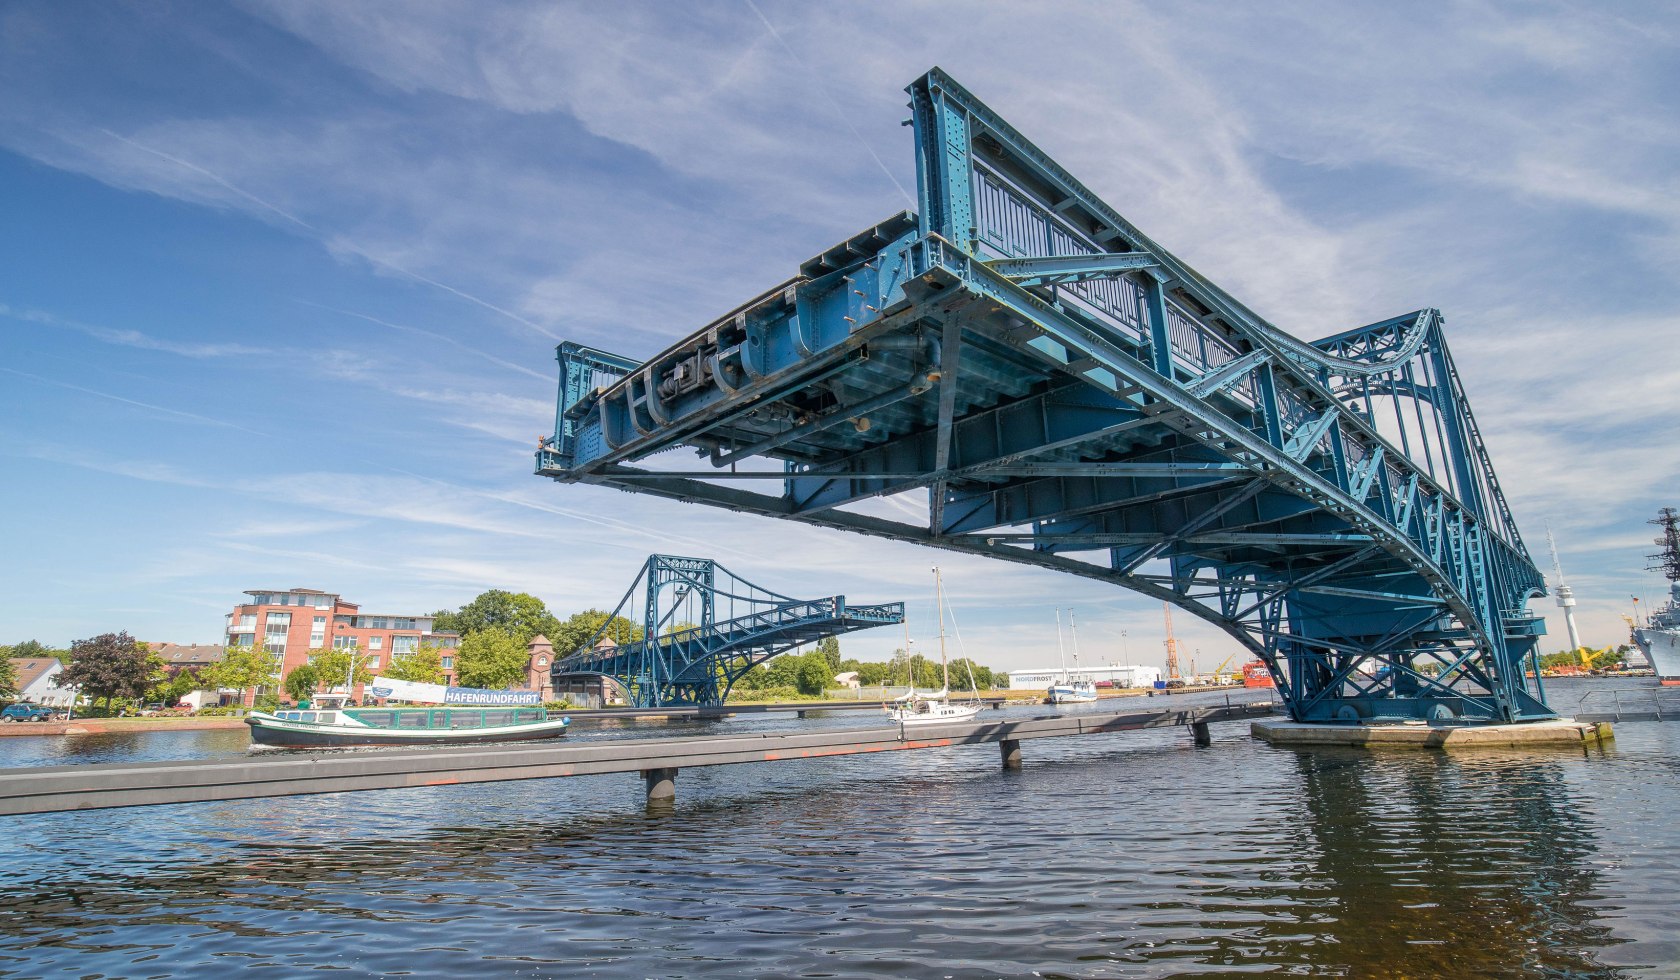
[
  {"xmin": 538, "ymin": 635, "xmax": 623, "ymax": 706},
  {"xmin": 150, "ymin": 643, "xmax": 226, "ymax": 675},
  {"xmin": 8, "ymin": 658, "xmax": 76, "ymax": 707}
]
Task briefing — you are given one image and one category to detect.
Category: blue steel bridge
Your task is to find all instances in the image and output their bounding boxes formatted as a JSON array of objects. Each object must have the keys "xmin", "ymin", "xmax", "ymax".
[
  {"xmin": 538, "ymin": 68, "xmax": 1552, "ymax": 726},
  {"xmin": 552, "ymin": 554, "xmax": 904, "ymax": 708}
]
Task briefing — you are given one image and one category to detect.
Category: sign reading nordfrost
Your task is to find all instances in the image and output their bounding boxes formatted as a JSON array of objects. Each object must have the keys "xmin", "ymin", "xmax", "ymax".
[{"xmin": 370, "ymin": 677, "xmax": 541, "ymax": 706}]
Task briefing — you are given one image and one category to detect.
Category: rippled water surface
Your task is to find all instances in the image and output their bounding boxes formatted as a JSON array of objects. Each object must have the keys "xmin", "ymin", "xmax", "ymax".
[{"xmin": 1, "ymin": 680, "xmax": 1676, "ymax": 978}]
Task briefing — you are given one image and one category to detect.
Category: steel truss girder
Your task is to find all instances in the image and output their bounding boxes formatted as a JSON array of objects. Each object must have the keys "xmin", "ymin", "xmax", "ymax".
[{"xmin": 538, "ymin": 67, "xmax": 1550, "ymax": 726}]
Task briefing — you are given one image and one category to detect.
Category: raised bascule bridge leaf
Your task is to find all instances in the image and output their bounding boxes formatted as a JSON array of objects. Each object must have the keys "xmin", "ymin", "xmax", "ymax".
[{"xmin": 537, "ymin": 68, "xmax": 1551, "ymax": 726}]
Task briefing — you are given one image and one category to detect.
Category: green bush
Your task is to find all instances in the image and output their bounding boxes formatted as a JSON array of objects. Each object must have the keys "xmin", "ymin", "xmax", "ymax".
[{"xmin": 725, "ymin": 684, "xmax": 817, "ymax": 703}]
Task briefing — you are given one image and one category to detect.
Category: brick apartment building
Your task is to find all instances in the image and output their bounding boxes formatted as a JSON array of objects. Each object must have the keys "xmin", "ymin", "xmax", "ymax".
[{"xmin": 224, "ymin": 588, "xmax": 459, "ymax": 699}]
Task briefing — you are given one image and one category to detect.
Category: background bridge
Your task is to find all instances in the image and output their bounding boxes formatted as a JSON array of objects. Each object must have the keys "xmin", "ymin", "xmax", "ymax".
[
  {"xmin": 538, "ymin": 68, "xmax": 1551, "ymax": 726},
  {"xmin": 554, "ymin": 554, "xmax": 904, "ymax": 707}
]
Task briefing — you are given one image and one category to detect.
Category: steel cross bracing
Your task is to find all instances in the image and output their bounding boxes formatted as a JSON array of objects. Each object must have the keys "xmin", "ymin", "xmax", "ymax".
[
  {"xmin": 551, "ymin": 554, "xmax": 904, "ymax": 707},
  {"xmin": 536, "ymin": 68, "xmax": 1553, "ymax": 725}
]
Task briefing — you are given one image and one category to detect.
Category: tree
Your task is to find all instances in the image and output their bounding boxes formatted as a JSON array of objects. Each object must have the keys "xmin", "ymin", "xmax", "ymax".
[
  {"xmin": 794, "ymin": 652, "xmax": 831, "ymax": 696},
  {"xmin": 9, "ymin": 639, "xmax": 47, "ymax": 660},
  {"xmin": 383, "ymin": 648, "xmax": 446, "ymax": 684},
  {"xmin": 550, "ymin": 608, "xmax": 643, "ymax": 657},
  {"xmin": 455, "ymin": 626, "xmax": 529, "ymax": 689},
  {"xmin": 148, "ymin": 667, "xmax": 203, "ymax": 707},
  {"xmin": 61, "ymin": 632, "xmax": 154, "ymax": 710},
  {"xmin": 435, "ymin": 590, "xmax": 561, "ymax": 645},
  {"xmin": 0, "ymin": 657, "xmax": 15, "ymax": 699},
  {"xmin": 204, "ymin": 646, "xmax": 279, "ymax": 706},
  {"xmin": 816, "ymin": 637, "xmax": 842, "ymax": 674},
  {"xmin": 313, "ymin": 646, "xmax": 376, "ymax": 691},
  {"xmin": 284, "ymin": 664, "xmax": 319, "ymax": 703},
  {"xmin": 948, "ymin": 658, "xmax": 993, "ymax": 692}
]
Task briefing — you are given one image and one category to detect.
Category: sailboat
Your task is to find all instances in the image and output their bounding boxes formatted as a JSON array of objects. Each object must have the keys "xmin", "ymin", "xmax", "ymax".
[
  {"xmin": 1048, "ymin": 609, "xmax": 1099, "ymax": 704},
  {"xmin": 888, "ymin": 566, "xmax": 983, "ymax": 727}
]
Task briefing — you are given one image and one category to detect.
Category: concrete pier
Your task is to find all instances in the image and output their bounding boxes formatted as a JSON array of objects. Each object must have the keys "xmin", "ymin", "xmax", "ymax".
[
  {"xmin": 1191, "ymin": 720, "xmax": 1211, "ymax": 747},
  {"xmin": 999, "ymin": 738, "xmax": 1021, "ymax": 769},
  {"xmin": 1252, "ymin": 718, "xmax": 1612, "ymax": 749},
  {"xmin": 642, "ymin": 767, "xmax": 678, "ymax": 801}
]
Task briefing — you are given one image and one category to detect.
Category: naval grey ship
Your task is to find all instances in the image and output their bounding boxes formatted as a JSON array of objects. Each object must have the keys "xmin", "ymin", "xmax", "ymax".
[{"xmin": 1633, "ymin": 507, "xmax": 1680, "ymax": 685}]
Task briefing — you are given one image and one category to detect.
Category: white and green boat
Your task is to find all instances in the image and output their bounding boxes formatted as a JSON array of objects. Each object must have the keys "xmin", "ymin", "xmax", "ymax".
[{"xmin": 247, "ymin": 679, "xmax": 569, "ymax": 748}]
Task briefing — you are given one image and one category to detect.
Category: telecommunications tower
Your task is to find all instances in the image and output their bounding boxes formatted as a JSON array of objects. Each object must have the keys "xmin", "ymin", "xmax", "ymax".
[{"xmin": 1546, "ymin": 527, "xmax": 1582, "ymax": 652}]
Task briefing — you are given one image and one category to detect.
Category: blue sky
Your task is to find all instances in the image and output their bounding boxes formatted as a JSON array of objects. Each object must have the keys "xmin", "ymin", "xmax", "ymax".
[{"xmin": 3, "ymin": 1, "xmax": 1677, "ymax": 673}]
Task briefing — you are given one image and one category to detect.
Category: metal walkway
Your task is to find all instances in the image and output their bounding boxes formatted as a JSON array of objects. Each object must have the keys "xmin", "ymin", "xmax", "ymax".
[
  {"xmin": 554, "ymin": 554, "xmax": 903, "ymax": 707},
  {"xmin": 1572, "ymin": 688, "xmax": 1680, "ymax": 723},
  {"xmin": 0, "ymin": 702, "xmax": 1274, "ymax": 815},
  {"xmin": 537, "ymin": 67, "xmax": 1551, "ymax": 727}
]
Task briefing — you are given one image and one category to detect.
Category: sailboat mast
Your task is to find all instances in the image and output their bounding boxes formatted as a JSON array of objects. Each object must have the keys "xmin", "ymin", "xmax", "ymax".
[
  {"xmin": 935, "ymin": 566, "xmax": 950, "ymax": 690},
  {"xmin": 1056, "ymin": 610, "xmax": 1069, "ymax": 681},
  {"xmin": 1069, "ymin": 610, "xmax": 1082, "ymax": 672}
]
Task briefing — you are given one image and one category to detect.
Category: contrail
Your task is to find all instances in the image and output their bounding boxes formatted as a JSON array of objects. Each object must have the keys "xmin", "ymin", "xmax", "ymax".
[
  {"xmin": 0, "ymin": 367, "xmax": 266, "ymax": 435},
  {"xmin": 743, "ymin": 0, "xmax": 916, "ymax": 208},
  {"xmin": 298, "ymin": 301, "xmax": 552, "ymax": 381},
  {"xmin": 102, "ymin": 129, "xmax": 560, "ymax": 341},
  {"xmin": 102, "ymin": 128, "xmax": 314, "ymax": 230}
]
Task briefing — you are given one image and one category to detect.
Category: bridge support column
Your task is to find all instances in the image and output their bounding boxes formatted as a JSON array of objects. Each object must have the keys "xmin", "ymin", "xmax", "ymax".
[
  {"xmin": 1191, "ymin": 721, "xmax": 1211, "ymax": 748},
  {"xmin": 1000, "ymin": 739, "xmax": 1022, "ymax": 769},
  {"xmin": 642, "ymin": 767, "xmax": 678, "ymax": 802}
]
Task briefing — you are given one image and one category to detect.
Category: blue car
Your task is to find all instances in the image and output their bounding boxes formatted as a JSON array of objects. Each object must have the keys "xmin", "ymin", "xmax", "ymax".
[{"xmin": 0, "ymin": 703, "xmax": 60, "ymax": 723}]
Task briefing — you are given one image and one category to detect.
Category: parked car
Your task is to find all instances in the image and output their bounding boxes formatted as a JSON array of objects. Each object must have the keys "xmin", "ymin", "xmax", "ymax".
[{"xmin": 1, "ymin": 703, "xmax": 61, "ymax": 723}]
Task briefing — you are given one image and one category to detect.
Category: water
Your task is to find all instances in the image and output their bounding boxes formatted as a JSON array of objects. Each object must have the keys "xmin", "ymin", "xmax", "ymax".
[{"xmin": 0, "ymin": 680, "xmax": 1676, "ymax": 978}]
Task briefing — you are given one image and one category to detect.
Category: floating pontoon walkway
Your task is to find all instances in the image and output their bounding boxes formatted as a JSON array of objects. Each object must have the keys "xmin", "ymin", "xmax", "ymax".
[{"xmin": 0, "ymin": 701, "xmax": 1273, "ymax": 814}]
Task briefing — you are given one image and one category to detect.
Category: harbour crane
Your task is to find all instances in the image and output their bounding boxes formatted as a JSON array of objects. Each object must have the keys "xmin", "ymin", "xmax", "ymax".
[{"xmin": 1162, "ymin": 603, "xmax": 1183, "ymax": 681}]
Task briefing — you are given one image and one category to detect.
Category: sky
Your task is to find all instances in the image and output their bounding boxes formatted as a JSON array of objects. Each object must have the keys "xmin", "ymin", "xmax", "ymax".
[{"xmin": 2, "ymin": 1, "xmax": 1678, "ymax": 675}]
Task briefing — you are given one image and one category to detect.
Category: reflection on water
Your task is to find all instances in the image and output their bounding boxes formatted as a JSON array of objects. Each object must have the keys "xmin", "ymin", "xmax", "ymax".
[{"xmin": 0, "ymin": 680, "xmax": 1675, "ymax": 977}]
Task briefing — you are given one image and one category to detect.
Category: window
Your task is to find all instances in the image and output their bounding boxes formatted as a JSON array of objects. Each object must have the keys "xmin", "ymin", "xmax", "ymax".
[
  {"xmin": 370, "ymin": 618, "xmax": 388, "ymax": 630},
  {"xmin": 310, "ymin": 617, "xmax": 326, "ymax": 649},
  {"xmin": 332, "ymin": 636, "xmax": 359, "ymax": 650},
  {"xmin": 239, "ymin": 614, "xmax": 256, "ymax": 630},
  {"xmin": 441, "ymin": 656, "xmax": 454, "ymax": 669},
  {"xmin": 265, "ymin": 612, "xmax": 291, "ymax": 628},
  {"xmin": 392, "ymin": 635, "xmax": 418, "ymax": 655},
  {"xmin": 366, "ymin": 657, "xmax": 381, "ymax": 669},
  {"xmin": 368, "ymin": 636, "xmax": 383, "ymax": 650}
]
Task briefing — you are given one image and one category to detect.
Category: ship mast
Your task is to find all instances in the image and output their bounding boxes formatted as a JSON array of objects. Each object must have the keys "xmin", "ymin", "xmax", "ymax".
[{"xmin": 1650, "ymin": 507, "xmax": 1680, "ymax": 582}]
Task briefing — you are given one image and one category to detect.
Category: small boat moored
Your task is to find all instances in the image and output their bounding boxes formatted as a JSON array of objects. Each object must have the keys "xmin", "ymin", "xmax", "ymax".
[{"xmin": 247, "ymin": 697, "xmax": 570, "ymax": 748}]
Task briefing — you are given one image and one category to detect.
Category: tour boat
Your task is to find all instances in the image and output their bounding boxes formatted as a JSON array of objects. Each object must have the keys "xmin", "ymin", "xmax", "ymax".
[
  {"xmin": 247, "ymin": 695, "xmax": 570, "ymax": 748},
  {"xmin": 888, "ymin": 567, "xmax": 983, "ymax": 727}
]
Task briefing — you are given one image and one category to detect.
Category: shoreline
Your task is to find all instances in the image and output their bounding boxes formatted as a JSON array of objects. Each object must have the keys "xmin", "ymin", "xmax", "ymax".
[{"xmin": 0, "ymin": 717, "xmax": 247, "ymax": 737}]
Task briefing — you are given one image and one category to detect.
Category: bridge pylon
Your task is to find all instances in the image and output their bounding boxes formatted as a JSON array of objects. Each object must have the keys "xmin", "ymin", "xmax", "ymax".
[
  {"xmin": 553, "ymin": 554, "xmax": 904, "ymax": 707},
  {"xmin": 538, "ymin": 68, "xmax": 1552, "ymax": 726}
]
